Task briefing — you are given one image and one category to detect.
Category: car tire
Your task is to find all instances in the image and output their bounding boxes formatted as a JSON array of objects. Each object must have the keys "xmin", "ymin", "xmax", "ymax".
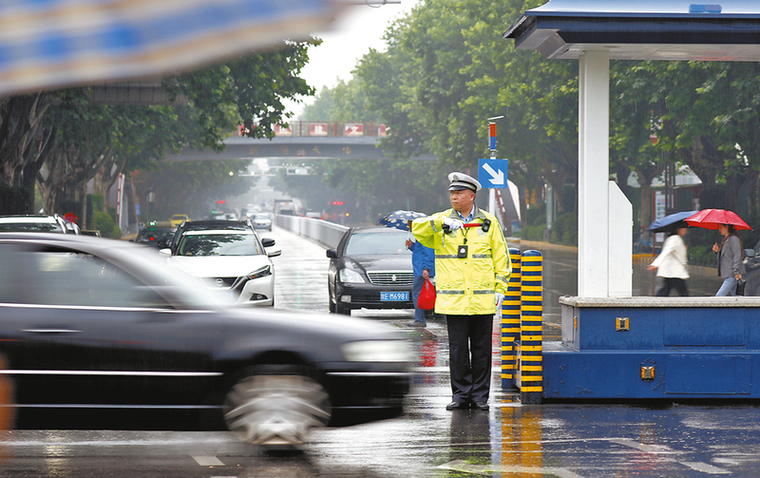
[{"xmin": 223, "ymin": 367, "xmax": 331, "ymax": 446}]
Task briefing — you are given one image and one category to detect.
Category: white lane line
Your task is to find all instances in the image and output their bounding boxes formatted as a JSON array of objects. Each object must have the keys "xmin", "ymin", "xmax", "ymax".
[
  {"xmin": 680, "ymin": 462, "xmax": 731, "ymax": 474},
  {"xmin": 609, "ymin": 438, "xmax": 675, "ymax": 454},
  {"xmin": 192, "ymin": 455, "xmax": 225, "ymax": 466},
  {"xmin": 437, "ymin": 459, "xmax": 584, "ymax": 478}
]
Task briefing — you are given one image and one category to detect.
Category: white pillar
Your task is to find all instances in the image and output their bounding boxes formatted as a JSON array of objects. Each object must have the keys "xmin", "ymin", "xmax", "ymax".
[{"xmin": 578, "ymin": 50, "xmax": 610, "ymax": 297}]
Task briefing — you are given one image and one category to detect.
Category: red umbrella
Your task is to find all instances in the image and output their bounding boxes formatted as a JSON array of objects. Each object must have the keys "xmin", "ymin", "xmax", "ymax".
[{"xmin": 685, "ymin": 209, "xmax": 752, "ymax": 230}]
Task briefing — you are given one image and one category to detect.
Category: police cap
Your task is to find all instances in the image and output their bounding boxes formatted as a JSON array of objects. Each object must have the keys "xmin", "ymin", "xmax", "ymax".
[{"xmin": 448, "ymin": 172, "xmax": 481, "ymax": 193}]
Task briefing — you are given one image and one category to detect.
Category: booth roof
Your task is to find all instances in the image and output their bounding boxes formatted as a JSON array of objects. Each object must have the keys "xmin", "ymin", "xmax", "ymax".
[{"xmin": 504, "ymin": 0, "xmax": 760, "ymax": 61}]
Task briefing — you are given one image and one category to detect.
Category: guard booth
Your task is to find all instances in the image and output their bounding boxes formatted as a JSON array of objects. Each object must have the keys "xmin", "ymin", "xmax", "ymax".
[{"xmin": 504, "ymin": 1, "xmax": 760, "ymax": 400}]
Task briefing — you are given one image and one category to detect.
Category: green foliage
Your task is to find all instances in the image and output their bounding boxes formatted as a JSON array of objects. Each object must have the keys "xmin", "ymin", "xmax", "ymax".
[
  {"xmin": 549, "ymin": 212, "xmax": 578, "ymax": 246},
  {"xmin": 92, "ymin": 211, "xmax": 120, "ymax": 239}
]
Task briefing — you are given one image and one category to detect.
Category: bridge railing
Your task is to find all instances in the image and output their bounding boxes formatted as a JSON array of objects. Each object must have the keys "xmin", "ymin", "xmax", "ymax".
[
  {"xmin": 241, "ymin": 121, "xmax": 387, "ymax": 138},
  {"xmin": 274, "ymin": 215, "xmax": 349, "ymax": 249}
]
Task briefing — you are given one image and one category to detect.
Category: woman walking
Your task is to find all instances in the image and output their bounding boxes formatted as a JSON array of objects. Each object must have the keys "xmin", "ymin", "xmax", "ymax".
[
  {"xmin": 713, "ymin": 224, "xmax": 745, "ymax": 296},
  {"xmin": 647, "ymin": 222, "xmax": 689, "ymax": 296}
]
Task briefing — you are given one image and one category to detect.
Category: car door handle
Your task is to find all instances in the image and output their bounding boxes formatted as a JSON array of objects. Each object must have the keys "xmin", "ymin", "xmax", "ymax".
[{"xmin": 22, "ymin": 328, "xmax": 82, "ymax": 334}]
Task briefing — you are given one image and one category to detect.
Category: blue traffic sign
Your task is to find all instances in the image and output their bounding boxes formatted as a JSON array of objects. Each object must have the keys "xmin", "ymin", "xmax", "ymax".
[{"xmin": 478, "ymin": 158, "xmax": 508, "ymax": 188}]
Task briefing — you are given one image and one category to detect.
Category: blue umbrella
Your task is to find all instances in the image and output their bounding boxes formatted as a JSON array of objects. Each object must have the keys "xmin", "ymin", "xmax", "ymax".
[
  {"xmin": 648, "ymin": 210, "xmax": 699, "ymax": 233},
  {"xmin": 377, "ymin": 210, "xmax": 427, "ymax": 231}
]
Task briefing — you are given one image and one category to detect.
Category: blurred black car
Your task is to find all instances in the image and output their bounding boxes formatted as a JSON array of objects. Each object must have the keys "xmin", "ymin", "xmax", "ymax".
[
  {"xmin": 327, "ymin": 226, "xmax": 414, "ymax": 315},
  {"xmin": 133, "ymin": 223, "xmax": 175, "ymax": 248},
  {"xmin": 0, "ymin": 233, "xmax": 412, "ymax": 445}
]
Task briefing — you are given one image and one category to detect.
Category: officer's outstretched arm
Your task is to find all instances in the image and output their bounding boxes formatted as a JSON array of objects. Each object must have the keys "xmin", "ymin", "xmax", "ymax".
[{"xmin": 411, "ymin": 215, "xmax": 441, "ymax": 249}]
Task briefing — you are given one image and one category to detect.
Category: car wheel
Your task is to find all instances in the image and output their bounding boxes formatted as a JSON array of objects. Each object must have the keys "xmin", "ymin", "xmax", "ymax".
[{"xmin": 223, "ymin": 368, "xmax": 331, "ymax": 446}]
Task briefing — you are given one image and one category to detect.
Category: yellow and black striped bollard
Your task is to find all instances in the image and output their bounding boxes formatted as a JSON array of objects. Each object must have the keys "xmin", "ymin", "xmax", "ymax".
[
  {"xmin": 520, "ymin": 250, "xmax": 543, "ymax": 404},
  {"xmin": 502, "ymin": 247, "xmax": 521, "ymax": 391}
]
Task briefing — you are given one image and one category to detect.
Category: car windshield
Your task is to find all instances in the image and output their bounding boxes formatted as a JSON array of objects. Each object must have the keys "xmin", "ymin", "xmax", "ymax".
[
  {"xmin": 178, "ymin": 233, "xmax": 264, "ymax": 257},
  {"xmin": 345, "ymin": 231, "xmax": 411, "ymax": 255},
  {"xmin": 0, "ymin": 221, "xmax": 62, "ymax": 233},
  {"xmin": 254, "ymin": 214, "xmax": 270, "ymax": 220}
]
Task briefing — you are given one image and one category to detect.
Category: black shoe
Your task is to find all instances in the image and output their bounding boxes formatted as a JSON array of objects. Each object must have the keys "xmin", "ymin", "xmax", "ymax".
[
  {"xmin": 446, "ymin": 401, "xmax": 467, "ymax": 410},
  {"xmin": 473, "ymin": 401, "xmax": 489, "ymax": 411},
  {"xmin": 407, "ymin": 322, "xmax": 426, "ymax": 328}
]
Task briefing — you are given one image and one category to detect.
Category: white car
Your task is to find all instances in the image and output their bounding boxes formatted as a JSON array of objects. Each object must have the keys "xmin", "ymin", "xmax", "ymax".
[
  {"xmin": 252, "ymin": 212, "xmax": 273, "ymax": 231},
  {"xmin": 164, "ymin": 229, "xmax": 280, "ymax": 307}
]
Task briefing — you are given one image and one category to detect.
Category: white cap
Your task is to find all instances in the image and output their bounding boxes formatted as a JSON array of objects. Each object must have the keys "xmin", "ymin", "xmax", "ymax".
[{"xmin": 448, "ymin": 172, "xmax": 481, "ymax": 192}]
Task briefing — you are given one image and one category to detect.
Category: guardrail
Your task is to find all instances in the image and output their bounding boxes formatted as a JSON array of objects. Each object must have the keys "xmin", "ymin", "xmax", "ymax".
[{"xmin": 274, "ymin": 215, "xmax": 349, "ymax": 249}]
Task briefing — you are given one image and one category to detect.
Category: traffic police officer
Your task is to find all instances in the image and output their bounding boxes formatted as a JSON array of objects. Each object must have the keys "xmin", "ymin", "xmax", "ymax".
[{"xmin": 412, "ymin": 172, "xmax": 511, "ymax": 411}]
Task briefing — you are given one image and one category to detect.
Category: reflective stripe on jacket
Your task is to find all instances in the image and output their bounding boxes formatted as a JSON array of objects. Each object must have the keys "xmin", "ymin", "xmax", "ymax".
[{"xmin": 411, "ymin": 207, "xmax": 511, "ymax": 315}]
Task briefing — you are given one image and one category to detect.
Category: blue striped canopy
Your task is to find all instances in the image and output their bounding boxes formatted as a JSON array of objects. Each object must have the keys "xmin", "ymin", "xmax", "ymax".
[{"xmin": 0, "ymin": 0, "xmax": 341, "ymax": 96}]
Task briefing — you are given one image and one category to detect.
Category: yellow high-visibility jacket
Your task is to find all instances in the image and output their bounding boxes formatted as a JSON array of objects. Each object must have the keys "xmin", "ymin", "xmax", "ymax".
[{"xmin": 412, "ymin": 207, "xmax": 511, "ymax": 316}]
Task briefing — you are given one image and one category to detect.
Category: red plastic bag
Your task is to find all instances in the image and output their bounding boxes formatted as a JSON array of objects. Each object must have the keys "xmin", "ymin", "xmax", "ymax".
[{"xmin": 417, "ymin": 278, "xmax": 436, "ymax": 310}]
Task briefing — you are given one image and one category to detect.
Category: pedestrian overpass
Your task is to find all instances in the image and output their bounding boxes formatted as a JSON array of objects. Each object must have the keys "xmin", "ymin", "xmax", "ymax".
[{"xmin": 165, "ymin": 121, "xmax": 437, "ymax": 162}]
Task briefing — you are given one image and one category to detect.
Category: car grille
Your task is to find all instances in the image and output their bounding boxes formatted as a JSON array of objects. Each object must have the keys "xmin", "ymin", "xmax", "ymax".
[
  {"xmin": 201, "ymin": 277, "xmax": 238, "ymax": 289},
  {"xmin": 367, "ymin": 271, "xmax": 414, "ymax": 286}
]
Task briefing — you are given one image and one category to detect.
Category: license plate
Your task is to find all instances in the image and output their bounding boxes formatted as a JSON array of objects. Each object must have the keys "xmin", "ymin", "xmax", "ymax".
[
  {"xmin": 216, "ymin": 290, "xmax": 235, "ymax": 302},
  {"xmin": 380, "ymin": 291, "xmax": 409, "ymax": 301}
]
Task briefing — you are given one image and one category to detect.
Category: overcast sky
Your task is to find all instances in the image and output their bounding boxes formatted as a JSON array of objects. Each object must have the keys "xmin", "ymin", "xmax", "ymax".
[{"xmin": 286, "ymin": 1, "xmax": 418, "ymax": 118}]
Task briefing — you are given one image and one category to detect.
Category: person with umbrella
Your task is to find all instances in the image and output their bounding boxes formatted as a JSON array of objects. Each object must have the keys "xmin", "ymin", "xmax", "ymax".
[
  {"xmin": 646, "ymin": 221, "xmax": 690, "ymax": 296},
  {"xmin": 713, "ymin": 224, "xmax": 746, "ymax": 296},
  {"xmin": 406, "ymin": 220, "xmax": 435, "ymax": 328},
  {"xmin": 684, "ymin": 209, "xmax": 751, "ymax": 296},
  {"xmin": 377, "ymin": 210, "xmax": 435, "ymax": 327}
]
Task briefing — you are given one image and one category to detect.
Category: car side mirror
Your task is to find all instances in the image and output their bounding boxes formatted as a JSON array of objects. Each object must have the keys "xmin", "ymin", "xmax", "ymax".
[
  {"xmin": 159, "ymin": 248, "xmax": 172, "ymax": 257},
  {"xmin": 262, "ymin": 238, "xmax": 275, "ymax": 247},
  {"xmin": 268, "ymin": 249, "xmax": 282, "ymax": 258},
  {"xmin": 326, "ymin": 249, "xmax": 338, "ymax": 258}
]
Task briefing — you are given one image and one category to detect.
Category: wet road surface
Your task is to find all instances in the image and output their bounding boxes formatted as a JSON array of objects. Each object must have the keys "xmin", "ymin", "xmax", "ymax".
[{"xmin": 0, "ymin": 227, "xmax": 757, "ymax": 477}]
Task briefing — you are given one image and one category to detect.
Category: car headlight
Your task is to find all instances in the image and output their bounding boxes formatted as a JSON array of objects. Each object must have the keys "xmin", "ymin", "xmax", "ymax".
[
  {"xmin": 341, "ymin": 340, "xmax": 414, "ymax": 363},
  {"xmin": 246, "ymin": 265, "xmax": 272, "ymax": 280},
  {"xmin": 338, "ymin": 268, "xmax": 364, "ymax": 283}
]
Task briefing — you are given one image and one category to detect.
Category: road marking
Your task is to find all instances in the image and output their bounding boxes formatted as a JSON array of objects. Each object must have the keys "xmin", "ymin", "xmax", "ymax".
[
  {"xmin": 192, "ymin": 456, "xmax": 225, "ymax": 466},
  {"xmin": 437, "ymin": 459, "xmax": 584, "ymax": 478},
  {"xmin": 609, "ymin": 438, "xmax": 675, "ymax": 454},
  {"xmin": 680, "ymin": 462, "xmax": 731, "ymax": 474}
]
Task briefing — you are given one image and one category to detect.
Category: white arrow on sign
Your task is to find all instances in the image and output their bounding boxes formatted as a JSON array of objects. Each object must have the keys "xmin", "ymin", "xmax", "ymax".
[{"xmin": 483, "ymin": 163, "xmax": 505, "ymax": 186}]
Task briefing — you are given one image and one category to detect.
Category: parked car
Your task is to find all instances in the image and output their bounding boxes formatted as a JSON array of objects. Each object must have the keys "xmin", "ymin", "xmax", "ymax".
[
  {"xmin": 163, "ymin": 229, "xmax": 279, "ymax": 307},
  {"xmin": 252, "ymin": 212, "xmax": 273, "ymax": 231},
  {"xmin": 0, "ymin": 233, "xmax": 412, "ymax": 445},
  {"xmin": 327, "ymin": 226, "xmax": 414, "ymax": 315},
  {"xmin": 0, "ymin": 214, "xmax": 70, "ymax": 233},
  {"xmin": 170, "ymin": 214, "xmax": 190, "ymax": 227},
  {"xmin": 743, "ymin": 240, "xmax": 760, "ymax": 296}
]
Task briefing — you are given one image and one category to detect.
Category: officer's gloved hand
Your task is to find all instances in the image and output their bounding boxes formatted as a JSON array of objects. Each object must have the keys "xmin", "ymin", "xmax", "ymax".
[
  {"xmin": 495, "ymin": 293, "xmax": 506, "ymax": 309},
  {"xmin": 443, "ymin": 218, "xmax": 464, "ymax": 232}
]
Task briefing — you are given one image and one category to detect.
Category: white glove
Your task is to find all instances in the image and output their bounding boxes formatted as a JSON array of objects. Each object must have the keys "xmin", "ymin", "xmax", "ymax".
[
  {"xmin": 443, "ymin": 218, "xmax": 464, "ymax": 231},
  {"xmin": 495, "ymin": 293, "xmax": 505, "ymax": 309}
]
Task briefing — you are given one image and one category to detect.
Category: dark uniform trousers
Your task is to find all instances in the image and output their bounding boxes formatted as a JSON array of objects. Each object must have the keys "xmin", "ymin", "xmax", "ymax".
[{"xmin": 446, "ymin": 314, "xmax": 493, "ymax": 403}]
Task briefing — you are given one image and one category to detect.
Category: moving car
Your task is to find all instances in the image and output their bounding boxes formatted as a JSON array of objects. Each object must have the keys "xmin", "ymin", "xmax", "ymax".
[
  {"xmin": 0, "ymin": 233, "xmax": 412, "ymax": 445},
  {"xmin": 252, "ymin": 212, "xmax": 273, "ymax": 231},
  {"xmin": 164, "ymin": 229, "xmax": 279, "ymax": 307},
  {"xmin": 0, "ymin": 214, "xmax": 70, "ymax": 233},
  {"xmin": 133, "ymin": 222, "xmax": 175, "ymax": 249},
  {"xmin": 170, "ymin": 214, "xmax": 190, "ymax": 227},
  {"xmin": 327, "ymin": 226, "xmax": 414, "ymax": 315}
]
